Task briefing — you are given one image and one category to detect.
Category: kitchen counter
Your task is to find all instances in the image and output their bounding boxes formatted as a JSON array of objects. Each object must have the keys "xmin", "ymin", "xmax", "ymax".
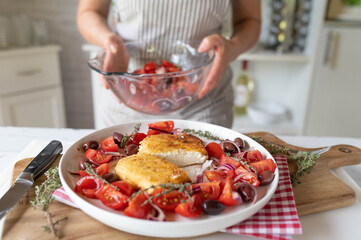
[{"xmin": 0, "ymin": 126, "xmax": 361, "ymax": 240}]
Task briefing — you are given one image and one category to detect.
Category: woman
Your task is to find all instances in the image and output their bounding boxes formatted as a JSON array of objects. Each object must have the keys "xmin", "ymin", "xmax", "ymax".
[{"xmin": 77, "ymin": 0, "xmax": 260, "ymax": 129}]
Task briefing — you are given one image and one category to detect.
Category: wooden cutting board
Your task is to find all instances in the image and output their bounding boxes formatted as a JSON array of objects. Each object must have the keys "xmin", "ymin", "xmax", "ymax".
[{"xmin": 3, "ymin": 132, "xmax": 361, "ymax": 239}]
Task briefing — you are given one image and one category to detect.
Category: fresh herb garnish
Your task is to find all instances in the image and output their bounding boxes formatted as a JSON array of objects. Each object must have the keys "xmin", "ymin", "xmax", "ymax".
[
  {"xmin": 250, "ymin": 135, "xmax": 320, "ymax": 184},
  {"xmin": 183, "ymin": 128, "xmax": 224, "ymax": 142},
  {"xmin": 120, "ymin": 123, "xmax": 141, "ymax": 148},
  {"xmin": 30, "ymin": 167, "xmax": 67, "ymax": 238}
]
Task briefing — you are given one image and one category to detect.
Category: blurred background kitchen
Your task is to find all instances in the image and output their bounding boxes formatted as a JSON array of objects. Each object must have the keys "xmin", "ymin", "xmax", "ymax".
[{"xmin": 0, "ymin": 0, "xmax": 360, "ymax": 137}]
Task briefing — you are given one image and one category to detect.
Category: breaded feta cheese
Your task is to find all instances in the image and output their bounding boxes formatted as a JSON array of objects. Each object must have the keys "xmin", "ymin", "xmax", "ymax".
[
  {"xmin": 115, "ymin": 153, "xmax": 191, "ymax": 189},
  {"xmin": 138, "ymin": 134, "xmax": 208, "ymax": 167}
]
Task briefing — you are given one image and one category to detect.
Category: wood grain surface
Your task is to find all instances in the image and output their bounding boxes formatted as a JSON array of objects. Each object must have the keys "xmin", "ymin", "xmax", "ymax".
[{"xmin": 3, "ymin": 132, "xmax": 361, "ymax": 239}]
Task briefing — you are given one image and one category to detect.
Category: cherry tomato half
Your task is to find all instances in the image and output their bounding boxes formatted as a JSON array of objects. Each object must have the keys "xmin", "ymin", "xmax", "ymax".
[
  {"xmin": 151, "ymin": 188, "xmax": 182, "ymax": 211},
  {"xmin": 124, "ymin": 192, "xmax": 151, "ymax": 219},
  {"xmin": 218, "ymin": 178, "xmax": 238, "ymax": 206},
  {"xmin": 85, "ymin": 149, "xmax": 112, "ymax": 165},
  {"xmin": 234, "ymin": 172, "xmax": 260, "ymax": 187},
  {"xmin": 175, "ymin": 194, "xmax": 202, "ymax": 218},
  {"xmin": 95, "ymin": 163, "xmax": 109, "ymax": 176},
  {"xmin": 219, "ymin": 153, "xmax": 241, "ymax": 168},
  {"xmin": 98, "ymin": 185, "xmax": 128, "ymax": 210},
  {"xmin": 111, "ymin": 181, "xmax": 135, "ymax": 197},
  {"xmin": 127, "ymin": 132, "xmax": 147, "ymax": 146},
  {"xmin": 147, "ymin": 120, "xmax": 175, "ymax": 135},
  {"xmin": 101, "ymin": 137, "xmax": 118, "ymax": 152},
  {"xmin": 205, "ymin": 142, "xmax": 224, "ymax": 159},
  {"xmin": 75, "ymin": 176, "xmax": 104, "ymax": 199},
  {"xmin": 192, "ymin": 182, "xmax": 221, "ymax": 201},
  {"xmin": 205, "ymin": 170, "xmax": 227, "ymax": 182},
  {"xmin": 249, "ymin": 159, "xmax": 276, "ymax": 175},
  {"xmin": 246, "ymin": 150, "xmax": 264, "ymax": 163}
]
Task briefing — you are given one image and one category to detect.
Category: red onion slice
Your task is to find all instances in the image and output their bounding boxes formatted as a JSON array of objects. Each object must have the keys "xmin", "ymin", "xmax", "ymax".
[
  {"xmin": 217, "ymin": 163, "xmax": 236, "ymax": 172},
  {"xmin": 103, "ymin": 151, "xmax": 121, "ymax": 156},
  {"xmin": 232, "ymin": 191, "xmax": 243, "ymax": 205},
  {"xmin": 233, "ymin": 172, "xmax": 257, "ymax": 183},
  {"xmin": 145, "ymin": 193, "xmax": 166, "ymax": 221}
]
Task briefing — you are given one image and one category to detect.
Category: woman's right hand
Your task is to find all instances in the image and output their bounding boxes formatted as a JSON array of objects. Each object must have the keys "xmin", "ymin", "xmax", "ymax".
[{"xmin": 100, "ymin": 34, "xmax": 129, "ymax": 90}]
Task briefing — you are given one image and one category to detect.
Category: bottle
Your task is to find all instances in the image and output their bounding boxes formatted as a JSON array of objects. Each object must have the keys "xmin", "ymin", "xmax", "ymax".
[{"xmin": 234, "ymin": 60, "xmax": 254, "ymax": 115}]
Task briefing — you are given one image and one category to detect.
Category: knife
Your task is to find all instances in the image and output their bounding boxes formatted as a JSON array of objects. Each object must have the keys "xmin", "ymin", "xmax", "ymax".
[{"xmin": 0, "ymin": 140, "xmax": 63, "ymax": 220}]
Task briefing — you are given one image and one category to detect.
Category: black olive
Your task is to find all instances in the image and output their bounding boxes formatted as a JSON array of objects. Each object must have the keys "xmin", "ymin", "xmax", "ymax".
[
  {"xmin": 83, "ymin": 140, "xmax": 99, "ymax": 151},
  {"xmin": 223, "ymin": 141, "xmax": 236, "ymax": 153},
  {"xmin": 236, "ymin": 182, "xmax": 255, "ymax": 203},
  {"xmin": 259, "ymin": 171, "xmax": 275, "ymax": 186},
  {"xmin": 102, "ymin": 173, "xmax": 119, "ymax": 183},
  {"xmin": 202, "ymin": 199, "xmax": 225, "ymax": 215},
  {"xmin": 234, "ymin": 137, "xmax": 245, "ymax": 148},
  {"xmin": 113, "ymin": 132, "xmax": 124, "ymax": 146},
  {"xmin": 126, "ymin": 144, "xmax": 138, "ymax": 155}
]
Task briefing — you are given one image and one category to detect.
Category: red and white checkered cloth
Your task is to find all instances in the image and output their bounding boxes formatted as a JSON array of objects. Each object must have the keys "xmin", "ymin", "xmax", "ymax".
[{"xmin": 53, "ymin": 155, "xmax": 301, "ymax": 240}]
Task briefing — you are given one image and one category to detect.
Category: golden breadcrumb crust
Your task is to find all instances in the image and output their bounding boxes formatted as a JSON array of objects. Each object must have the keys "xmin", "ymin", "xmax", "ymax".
[{"xmin": 115, "ymin": 153, "xmax": 191, "ymax": 189}]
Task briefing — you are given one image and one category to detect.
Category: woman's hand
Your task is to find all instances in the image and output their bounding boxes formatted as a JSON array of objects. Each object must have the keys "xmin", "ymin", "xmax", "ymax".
[
  {"xmin": 197, "ymin": 34, "xmax": 237, "ymax": 98},
  {"xmin": 101, "ymin": 34, "xmax": 129, "ymax": 90}
]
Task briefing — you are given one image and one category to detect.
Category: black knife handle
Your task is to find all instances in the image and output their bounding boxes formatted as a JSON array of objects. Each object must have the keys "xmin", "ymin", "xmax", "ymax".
[{"xmin": 24, "ymin": 140, "xmax": 63, "ymax": 180}]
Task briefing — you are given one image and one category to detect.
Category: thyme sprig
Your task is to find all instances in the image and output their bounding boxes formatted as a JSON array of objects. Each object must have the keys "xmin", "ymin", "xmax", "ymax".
[
  {"xmin": 250, "ymin": 135, "xmax": 321, "ymax": 184},
  {"xmin": 30, "ymin": 167, "xmax": 67, "ymax": 239},
  {"xmin": 183, "ymin": 128, "xmax": 224, "ymax": 142},
  {"xmin": 120, "ymin": 123, "xmax": 141, "ymax": 148},
  {"xmin": 129, "ymin": 183, "xmax": 194, "ymax": 206}
]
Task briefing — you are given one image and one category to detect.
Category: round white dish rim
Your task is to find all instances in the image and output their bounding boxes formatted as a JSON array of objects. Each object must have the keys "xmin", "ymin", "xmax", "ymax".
[{"xmin": 59, "ymin": 119, "xmax": 279, "ymax": 238}]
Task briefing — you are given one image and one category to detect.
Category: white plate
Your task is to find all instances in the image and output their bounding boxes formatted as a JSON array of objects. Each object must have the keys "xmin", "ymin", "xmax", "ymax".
[{"xmin": 59, "ymin": 119, "xmax": 279, "ymax": 238}]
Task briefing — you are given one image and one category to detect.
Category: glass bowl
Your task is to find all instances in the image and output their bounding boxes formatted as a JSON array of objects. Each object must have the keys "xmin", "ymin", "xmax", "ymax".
[{"xmin": 88, "ymin": 40, "xmax": 215, "ymax": 115}]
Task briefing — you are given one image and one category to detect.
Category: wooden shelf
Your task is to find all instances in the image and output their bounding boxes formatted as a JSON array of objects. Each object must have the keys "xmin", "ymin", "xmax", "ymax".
[
  {"xmin": 236, "ymin": 49, "xmax": 310, "ymax": 62},
  {"xmin": 232, "ymin": 115, "xmax": 299, "ymax": 135}
]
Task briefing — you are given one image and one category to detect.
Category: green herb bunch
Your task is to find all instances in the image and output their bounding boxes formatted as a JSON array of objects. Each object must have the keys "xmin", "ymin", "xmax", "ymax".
[{"xmin": 31, "ymin": 167, "xmax": 67, "ymax": 238}]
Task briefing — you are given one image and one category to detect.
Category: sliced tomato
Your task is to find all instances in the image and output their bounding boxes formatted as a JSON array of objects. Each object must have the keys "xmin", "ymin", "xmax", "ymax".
[
  {"xmin": 151, "ymin": 188, "xmax": 182, "ymax": 211},
  {"xmin": 235, "ymin": 165, "xmax": 249, "ymax": 175},
  {"xmin": 219, "ymin": 153, "xmax": 241, "ymax": 168},
  {"xmin": 98, "ymin": 185, "xmax": 128, "ymax": 210},
  {"xmin": 205, "ymin": 142, "xmax": 224, "ymax": 159},
  {"xmin": 85, "ymin": 149, "xmax": 112, "ymax": 164},
  {"xmin": 144, "ymin": 61, "xmax": 156, "ymax": 73},
  {"xmin": 218, "ymin": 178, "xmax": 238, "ymax": 206},
  {"xmin": 234, "ymin": 172, "xmax": 260, "ymax": 187},
  {"xmin": 78, "ymin": 170, "xmax": 90, "ymax": 177},
  {"xmin": 124, "ymin": 192, "xmax": 151, "ymax": 219},
  {"xmin": 192, "ymin": 182, "xmax": 221, "ymax": 201},
  {"xmin": 249, "ymin": 159, "xmax": 276, "ymax": 175},
  {"xmin": 162, "ymin": 59, "xmax": 176, "ymax": 69},
  {"xmin": 246, "ymin": 150, "xmax": 264, "ymax": 163},
  {"xmin": 133, "ymin": 68, "xmax": 145, "ymax": 74},
  {"xmin": 205, "ymin": 170, "xmax": 227, "ymax": 182},
  {"xmin": 147, "ymin": 120, "xmax": 175, "ymax": 135},
  {"xmin": 226, "ymin": 169, "xmax": 236, "ymax": 179},
  {"xmin": 111, "ymin": 181, "xmax": 135, "ymax": 197},
  {"xmin": 101, "ymin": 137, "xmax": 118, "ymax": 152},
  {"xmin": 167, "ymin": 67, "xmax": 181, "ymax": 72},
  {"xmin": 127, "ymin": 132, "xmax": 147, "ymax": 146},
  {"xmin": 74, "ymin": 176, "xmax": 104, "ymax": 199},
  {"xmin": 95, "ymin": 163, "xmax": 109, "ymax": 176},
  {"xmin": 175, "ymin": 194, "xmax": 202, "ymax": 218}
]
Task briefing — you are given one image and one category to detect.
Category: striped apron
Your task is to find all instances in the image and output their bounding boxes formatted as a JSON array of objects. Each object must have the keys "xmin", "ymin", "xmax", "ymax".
[{"xmin": 98, "ymin": 0, "xmax": 234, "ymax": 129}]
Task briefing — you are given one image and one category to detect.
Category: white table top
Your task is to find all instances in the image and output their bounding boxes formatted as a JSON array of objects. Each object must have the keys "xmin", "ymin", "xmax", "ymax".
[{"xmin": 1, "ymin": 126, "xmax": 361, "ymax": 240}]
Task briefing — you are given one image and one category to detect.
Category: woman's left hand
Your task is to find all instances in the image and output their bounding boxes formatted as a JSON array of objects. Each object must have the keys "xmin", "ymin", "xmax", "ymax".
[{"xmin": 197, "ymin": 34, "xmax": 236, "ymax": 98}]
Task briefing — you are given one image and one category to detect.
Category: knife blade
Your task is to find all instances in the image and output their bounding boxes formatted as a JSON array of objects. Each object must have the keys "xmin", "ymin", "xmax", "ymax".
[{"xmin": 0, "ymin": 140, "xmax": 62, "ymax": 220}]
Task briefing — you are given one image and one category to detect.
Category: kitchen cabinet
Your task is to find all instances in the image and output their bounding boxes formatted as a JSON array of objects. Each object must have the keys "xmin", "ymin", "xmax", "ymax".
[
  {"xmin": 0, "ymin": 45, "xmax": 66, "ymax": 127},
  {"xmin": 306, "ymin": 22, "xmax": 361, "ymax": 137},
  {"xmin": 231, "ymin": 0, "xmax": 328, "ymax": 135}
]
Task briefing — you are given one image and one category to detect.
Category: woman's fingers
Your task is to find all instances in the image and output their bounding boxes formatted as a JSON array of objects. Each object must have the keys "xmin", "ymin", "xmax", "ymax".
[{"xmin": 198, "ymin": 35, "xmax": 229, "ymax": 98}]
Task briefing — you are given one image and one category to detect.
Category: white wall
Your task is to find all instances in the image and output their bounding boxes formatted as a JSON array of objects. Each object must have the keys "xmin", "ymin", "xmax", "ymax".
[{"xmin": 0, "ymin": 0, "xmax": 94, "ymax": 129}]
